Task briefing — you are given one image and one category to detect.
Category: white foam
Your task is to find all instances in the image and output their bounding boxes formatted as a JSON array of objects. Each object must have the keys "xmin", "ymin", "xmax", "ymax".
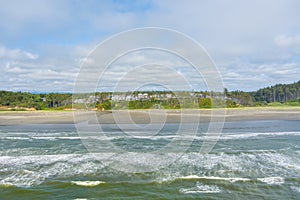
[
  {"xmin": 0, "ymin": 151, "xmax": 296, "ymax": 187},
  {"xmin": 2, "ymin": 131, "xmax": 299, "ymax": 141},
  {"xmin": 220, "ymin": 131, "xmax": 300, "ymax": 140},
  {"xmin": 291, "ymin": 186, "xmax": 300, "ymax": 193},
  {"xmin": 110, "ymin": 131, "xmax": 300, "ymax": 141},
  {"xmin": 157, "ymin": 175, "xmax": 250, "ymax": 184},
  {"xmin": 257, "ymin": 177, "xmax": 284, "ymax": 185},
  {"xmin": 1, "ymin": 136, "xmax": 108, "ymax": 141},
  {"xmin": 0, "ymin": 154, "xmax": 106, "ymax": 187},
  {"xmin": 80, "ymin": 131, "xmax": 300, "ymax": 142},
  {"xmin": 31, "ymin": 136, "xmax": 81, "ymax": 140},
  {"xmin": 179, "ymin": 182, "xmax": 222, "ymax": 194},
  {"xmin": 1, "ymin": 137, "xmax": 31, "ymax": 140},
  {"xmin": 180, "ymin": 175, "xmax": 250, "ymax": 183},
  {"xmin": 71, "ymin": 181, "xmax": 105, "ymax": 187},
  {"xmin": 0, "ymin": 181, "xmax": 14, "ymax": 188}
]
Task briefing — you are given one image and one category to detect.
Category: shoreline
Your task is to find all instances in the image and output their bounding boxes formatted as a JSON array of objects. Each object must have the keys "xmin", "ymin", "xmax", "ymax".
[{"xmin": 1, "ymin": 107, "xmax": 300, "ymax": 125}]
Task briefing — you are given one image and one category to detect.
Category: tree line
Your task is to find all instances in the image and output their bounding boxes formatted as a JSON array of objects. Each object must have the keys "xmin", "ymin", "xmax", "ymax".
[
  {"xmin": 0, "ymin": 91, "xmax": 72, "ymax": 110},
  {"xmin": 0, "ymin": 81, "xmax": 299, "ymax": 110},
  {"xmin": 250, "ymin": 81, "xmax": 300, "ymax": 103}
]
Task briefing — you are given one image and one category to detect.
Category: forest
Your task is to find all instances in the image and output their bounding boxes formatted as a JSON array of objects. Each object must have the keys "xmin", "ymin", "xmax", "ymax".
[{"xmin": 0, "ymin": 81, "xmax": 299, "ymax": 110}]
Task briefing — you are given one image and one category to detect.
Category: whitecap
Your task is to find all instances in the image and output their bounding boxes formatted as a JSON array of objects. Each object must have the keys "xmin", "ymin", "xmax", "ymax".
[
  {"xmin": 257, "ymin": 177, "xmax": 284, "ymax": 185},
  {"xmin": 31, "ymin": 136, "xmax": 81, "ymax": 140},
  {"xmin": 180, "ymin": 175, "xmax": 250, "ymax": 183},
  {"xmin": 1, "ymin": 137, "xmax": 30, "ymax": 140},
  {"xmin": 0, "ymin": 153, "xmax": 106, "ymax": 187},
  {"xmin": 220, "ymin": 131, "xmax": 300, "ymax": 140},
  {"xmin": 179, "ymin": 182, "xmax": 222, "ymax": 194},
  {"xmin": 71, "ymin": 181, "xmax": 105, "ymax": 187}
]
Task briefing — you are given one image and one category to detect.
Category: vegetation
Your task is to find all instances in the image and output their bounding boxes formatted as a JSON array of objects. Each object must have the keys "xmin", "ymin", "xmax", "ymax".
[
  {"xmin": 0, "ymin": 91, "xmax": 72, "ymax": 110},
  {"xmin": 250, "ymin": 81, "xmax": 300, "ymax": 103},
  {"xmin": 0, "ymin": 81, "xmax": 299, "ymax": 111}
]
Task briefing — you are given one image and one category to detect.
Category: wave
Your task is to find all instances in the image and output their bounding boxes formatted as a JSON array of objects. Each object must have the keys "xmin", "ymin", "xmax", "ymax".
[
  {"xmin": 219, "ymin": 131, "xmax": 300, "ymax": 140},
  {"xmin": 1, "ymin": 137, "xmax": 31, "ymax": 140},
  {"xmin": 0, "ymin": 150, "xmax": 297, "ymax": 187},
  {"xmin": 0, "ymin": 182, "xmax": 14, "ymax": 188},
  {"xmin": 0, "ymin": 154, "xmax": 106, "ymax": 187},
  {"xmin": 179, "ymin": 182, "xmax": 222, "ymax": 194},
  {"xmin": 179, "ymin": 175, "xmax": 250, "ymax": 183},
  {"xmin": 71, "ymin": 181, "xmax": 105, "ymax": 187},
  {"xmin": 192, "ymin": 131, "xmax": 300, "ymax": 141},
  {"xmin": 257, "ymin": 177, "xmax": 285, "ymax": 185},
  {"xmin": 32, "ymin": 136, "xmax": 81, "ymax": 140},
  {"xmin": 1, "ymin": 131, "xmax": 299, "ymax": 141},
  {"xmin": 74, "ymin": 199, "xmax": 89, "ymax": 200},
  {"xmin": 159, "ymin": 175, "xmax": 286, "ymax": 185},
  {"xmin": 178, "ymin": 176, "xmax": 287, "ymax": 195}
]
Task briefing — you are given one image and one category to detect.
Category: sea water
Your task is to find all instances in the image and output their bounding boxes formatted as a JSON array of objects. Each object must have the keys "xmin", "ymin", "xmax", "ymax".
[{"xmin": 0, "ymin": 120, "xmax": 300, "ymax": 199}]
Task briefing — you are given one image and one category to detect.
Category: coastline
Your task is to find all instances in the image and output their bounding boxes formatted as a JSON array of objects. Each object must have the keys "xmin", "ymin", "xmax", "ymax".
[{"xmin": 1, "ymin": 107, "xmax": 300, "ymax": 125}]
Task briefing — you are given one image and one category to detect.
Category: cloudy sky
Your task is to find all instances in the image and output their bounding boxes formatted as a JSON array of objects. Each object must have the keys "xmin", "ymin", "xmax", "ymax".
[{"xmin": 0, "ymin": 0, "xmax": 300, "ymax": 92}]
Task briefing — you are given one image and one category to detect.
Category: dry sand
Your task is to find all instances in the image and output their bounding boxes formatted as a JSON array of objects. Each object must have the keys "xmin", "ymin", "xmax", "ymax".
[{"xmin": 0, "ymin": 107, "xmax": 299, "ymax": 125}]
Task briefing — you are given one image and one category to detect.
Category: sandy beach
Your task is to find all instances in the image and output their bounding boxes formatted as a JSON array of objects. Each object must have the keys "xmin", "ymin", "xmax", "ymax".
[{"xmin": 0, "ymin": 107, "xmax": 299, "ymax": 125}]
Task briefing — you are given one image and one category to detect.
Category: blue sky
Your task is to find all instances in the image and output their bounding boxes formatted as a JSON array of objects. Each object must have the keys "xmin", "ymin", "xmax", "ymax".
[{"xmin": 0, "ymin": 0, "xmax": 300, "ymax": 92}]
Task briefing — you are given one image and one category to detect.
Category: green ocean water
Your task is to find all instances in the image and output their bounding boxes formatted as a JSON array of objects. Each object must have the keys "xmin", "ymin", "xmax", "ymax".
[{"xmin": 0, "ymin": 120, "xmax": 300, "ymax": 199}]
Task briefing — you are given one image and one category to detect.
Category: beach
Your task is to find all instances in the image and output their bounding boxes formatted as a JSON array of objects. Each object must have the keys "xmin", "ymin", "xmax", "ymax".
[{"xmin": 1, "ymin": 107, "xmax": 300, "ymax": 125}]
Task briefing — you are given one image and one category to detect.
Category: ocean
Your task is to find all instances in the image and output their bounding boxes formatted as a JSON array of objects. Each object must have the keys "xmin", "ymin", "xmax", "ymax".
[{"xmin": 0, "ymin": 120, "xmax": 300, "ymax": 199}]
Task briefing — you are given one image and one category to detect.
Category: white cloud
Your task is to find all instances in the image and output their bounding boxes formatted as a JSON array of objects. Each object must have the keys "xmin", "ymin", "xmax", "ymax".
[
  {"xmin": 221, "ymin": 61, "xmax": 300, "ymax": 91},
  {"xmin": 0, "ymin": 43, "xmax": 84, "ymax": 92},
  {"xmin": 274, "ymin": 35, "xmax": 300, "ymax": 47},
  {"xmin": 1, "ymin": 60, "xmax": 79, "ymax": 92},
  {"xmin": 0, "ymin": 45, "xmax": 38, "ymax": 60},
  {"xmin": 1, "ymin": 0, "xmax": 300, "ymax": 92}
]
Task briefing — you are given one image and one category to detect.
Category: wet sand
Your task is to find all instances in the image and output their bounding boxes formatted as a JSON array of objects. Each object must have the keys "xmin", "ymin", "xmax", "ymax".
[{"xmin": 0, "ymin": 107, "xmax": 300, "ymax": 125}]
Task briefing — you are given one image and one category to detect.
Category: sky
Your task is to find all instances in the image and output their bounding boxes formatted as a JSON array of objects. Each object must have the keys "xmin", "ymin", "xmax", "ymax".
[{"xmin": 0, "ymin": 0, "xmax": 300, "ymax": 92}]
